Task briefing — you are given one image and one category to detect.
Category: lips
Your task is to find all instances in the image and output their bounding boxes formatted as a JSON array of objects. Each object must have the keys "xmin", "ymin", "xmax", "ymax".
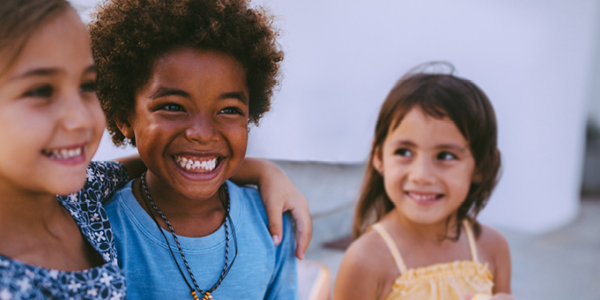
[
  {"xmin": 405, "ymin": 191, "xmax": 444, "ymax": 204},
  {"xmin": 173, "ymin": 155, "xmax": 221, "ymax": 173}
]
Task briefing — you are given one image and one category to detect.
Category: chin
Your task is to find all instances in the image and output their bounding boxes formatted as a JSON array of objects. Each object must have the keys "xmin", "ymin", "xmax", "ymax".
[{"xmin": 52, "ymin": 174, "xmax": 87, "ymax": 196}]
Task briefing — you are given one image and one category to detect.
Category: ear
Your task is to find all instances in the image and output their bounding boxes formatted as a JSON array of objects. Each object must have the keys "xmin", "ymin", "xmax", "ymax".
[
  {"xmin": 116, "ymin": 116, "xmax": 135, "ymax": 142},
  {"xmin": 372, "ymin": 145, "xmax": 384, "ymax": 175}
]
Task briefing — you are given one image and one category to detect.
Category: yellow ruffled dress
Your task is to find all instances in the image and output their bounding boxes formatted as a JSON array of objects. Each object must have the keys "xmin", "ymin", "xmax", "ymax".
[{"xmin": 372, "ymin": 220, "xmax": 493, "ymax": 300}]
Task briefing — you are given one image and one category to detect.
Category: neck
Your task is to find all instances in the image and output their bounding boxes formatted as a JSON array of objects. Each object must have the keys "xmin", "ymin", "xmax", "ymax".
[
  {"xmin": 135, "ymin": 171, "xmax": 226, "ymax": 237},
  {"xmin": 391, "ymin": 209, "xmax": 458, "ymax": 243},
  {"xmin": 0, "ymin": 180, "xmax": 66, "ymax": 237}
]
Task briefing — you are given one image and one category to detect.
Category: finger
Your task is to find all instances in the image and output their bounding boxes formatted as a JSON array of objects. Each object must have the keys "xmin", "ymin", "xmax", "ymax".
[
  {"xmin": 291, "ymin": 203, "xmax": 313, "ymax": 260},
  {"xmin": 265, "ymin": 198, "xmax": 284, "ymax": 246}
]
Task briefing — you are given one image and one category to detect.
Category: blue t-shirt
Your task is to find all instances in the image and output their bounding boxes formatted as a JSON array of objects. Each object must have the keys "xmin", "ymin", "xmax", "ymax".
[
  {"xmin": 0, "ymin": 161, "xmax": 129, "ymax": 300},
  {"xmin": 104, "ymin": 180, "xmax": 299, "ymax": 299}
]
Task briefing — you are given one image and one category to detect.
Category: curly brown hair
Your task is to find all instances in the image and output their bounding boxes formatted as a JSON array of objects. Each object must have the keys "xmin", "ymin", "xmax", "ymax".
[
  {"xmin": 353, "ymin": 63, "xmax": 501, "ymax": 241},
  {"xmin": 88, "ymin": 0, "xmax": 283, "ymax": 146}
]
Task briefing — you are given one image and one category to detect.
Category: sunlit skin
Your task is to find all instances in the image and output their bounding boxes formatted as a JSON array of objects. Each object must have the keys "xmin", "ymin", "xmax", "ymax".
[
  {"xmin": 0, "ymin": 9, "xmax": 106, "ymax": 270},
  {"xmin": 118, "ymin": 48, "xmax": 250, "ymax": 237},
  {"xmin": 374, "ymin": 107, "xmax": 476, "ymax": 229},
  {"xmin": 334, "ymin": 107, "xmax": 512, "ymax": 300}
]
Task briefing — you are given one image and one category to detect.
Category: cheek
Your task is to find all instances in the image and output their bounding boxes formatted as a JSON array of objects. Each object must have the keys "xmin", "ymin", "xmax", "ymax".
[
  {"xmin": 90, "ymin": 101, "xmax": 107, "ymax": 139},
  {"xmin": 226, "ymin": 121, "xmax": 248, "ymax": 155},
  {"xmin": 446, "ymin": 166, "xmax": 475, "ymax": 199}
]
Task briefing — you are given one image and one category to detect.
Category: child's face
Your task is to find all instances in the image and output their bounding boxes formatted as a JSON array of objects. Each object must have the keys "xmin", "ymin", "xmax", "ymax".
[
  {"xmin": 0, "ymin": 10, "xmax": 105, "ymax": 196},
  {"xmin": 120, "ymin": 48, "xmax": 249, "ymax": 201},
  {"xmin": 373, "ymin": 107, "xmax": 476, "ymax": 226}
]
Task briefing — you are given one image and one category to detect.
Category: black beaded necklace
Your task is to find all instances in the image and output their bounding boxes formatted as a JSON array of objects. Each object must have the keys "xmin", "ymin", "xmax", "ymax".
[{"xmin": 139, "ymin": 172, "xmax": 238, "ymax": 300}]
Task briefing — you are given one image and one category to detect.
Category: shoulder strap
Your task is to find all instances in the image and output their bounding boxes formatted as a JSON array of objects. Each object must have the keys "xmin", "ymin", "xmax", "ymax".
[
  {"xmin": 373, "ymin": 224, "xmax": 408, "ymax": 274},
  {"xmin": 463, "ymin": 219, "xmax": 480, "ymax": 263}
]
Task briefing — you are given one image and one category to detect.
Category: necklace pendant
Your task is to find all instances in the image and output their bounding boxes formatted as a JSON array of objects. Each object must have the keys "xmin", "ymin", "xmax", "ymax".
[{"xmin": 201, "ymin": 294, "xmax": 214, "ymax": 300}]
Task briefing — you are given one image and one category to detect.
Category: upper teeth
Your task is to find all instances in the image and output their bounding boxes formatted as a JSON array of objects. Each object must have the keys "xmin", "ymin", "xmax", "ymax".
[
  {"xmin": 47, "ymin": 147, "xmax": 82, "ymax": 159},
  {"xmin": 175, "ymin": 156, "xmax": 218, "ymax": 172},
  {"xmin": 409, "ymin": 193, "xmax": 438, "ymax": 201}
]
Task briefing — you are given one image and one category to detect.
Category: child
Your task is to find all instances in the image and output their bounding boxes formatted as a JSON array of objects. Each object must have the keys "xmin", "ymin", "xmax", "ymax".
[
  {"xmin": 0, "ymin": 1, "xmax": 309, "ymax": 298},
  {"xmin": 89, "ymin": 0, "xmax": 300, "ymax": 299},
  {"xmin": 334, "ymin": 66, "xmax": 514, "ymax": 300}
]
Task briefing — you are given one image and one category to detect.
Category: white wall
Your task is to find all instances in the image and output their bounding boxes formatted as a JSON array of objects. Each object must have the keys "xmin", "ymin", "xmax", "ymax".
[{"xmin": 85, "ymin": 0, "xmax": 598, "ymax": 233}]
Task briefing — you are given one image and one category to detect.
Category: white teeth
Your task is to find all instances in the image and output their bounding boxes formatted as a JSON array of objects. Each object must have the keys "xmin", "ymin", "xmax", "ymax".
[
  {"xmin": 409, "ymin": 193, "xmax": 438, "ymax": 201},
  {"xmin": 47, "ymin": 147, "xmax": 82, "ymax": 159},
  {"xmin": 174, "ymin": 156, "xmax": 218, "ymax": 172}
]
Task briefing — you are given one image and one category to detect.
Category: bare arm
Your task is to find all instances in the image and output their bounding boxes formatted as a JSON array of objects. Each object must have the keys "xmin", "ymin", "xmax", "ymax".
[
  {"xmin": 471, "ymin": 225, "xmax": 513, "ymax": 300},
  {"xmin": 334, "ymin": 236, "xmax": 381, "ymax": 300},
  {"xmin": 490, "ymin": 229, "xmax": 511, "ymax": 295},
  {"xmin": 230, "ymin": 157, "xmax": 312, "ymax": 259}
]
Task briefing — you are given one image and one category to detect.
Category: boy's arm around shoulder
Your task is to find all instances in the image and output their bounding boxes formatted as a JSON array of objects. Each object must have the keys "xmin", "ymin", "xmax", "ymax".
[
  {"xmin": 478, "ymin": 224, "xmax": 512, "ymax": 295},
  {"xmin": 334, "ymin": 231, "xmax": 386, "ymax": 300},
  {"xmin": 265, "ymin": 212, "xmax": 300, "ymax": 300}
]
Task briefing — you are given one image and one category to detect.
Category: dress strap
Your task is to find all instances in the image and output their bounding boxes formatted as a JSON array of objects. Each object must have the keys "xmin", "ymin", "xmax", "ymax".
[
  {"xmin": 463, "ymin": 219, "xmax": 480, "ymax": 263},
  {"xmin": 373, "ymin": 224, "xmax": 408, "ymax": 274}
]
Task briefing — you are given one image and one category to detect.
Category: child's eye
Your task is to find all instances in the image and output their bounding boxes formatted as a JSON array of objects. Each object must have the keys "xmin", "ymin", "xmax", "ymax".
[
  {"xmin": 437, "ymin": 152, "xmax": 457, "ymax": 160},
  {"xmin": 395, "ymin": 148, "xmax": 412, "ymax": 157},
  {"xmin": 80, "ymin": 81, "xmax": 97, "ymax": 93},
  {"xmin": 23, "ymin": 85, "xmax": 54, "ymax": 98},
  {"xmin": 220, "ymin": 107, "xmax": 242, "ymax": 115},
  {"xmin": 160, "ymin": 104, "xmax": 185, "ymax": 112}
]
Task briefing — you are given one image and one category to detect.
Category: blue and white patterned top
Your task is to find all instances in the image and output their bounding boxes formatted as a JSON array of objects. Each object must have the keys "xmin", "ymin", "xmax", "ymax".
[{"xmin": 0, "ymin": 161, "xmax": 129, "ymax": 300}]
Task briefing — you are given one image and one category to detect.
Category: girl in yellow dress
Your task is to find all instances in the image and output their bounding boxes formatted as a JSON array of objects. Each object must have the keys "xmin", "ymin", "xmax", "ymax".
[{"xmin": 334, "ymin": 64, "xmax": 514, "ymax": 300}]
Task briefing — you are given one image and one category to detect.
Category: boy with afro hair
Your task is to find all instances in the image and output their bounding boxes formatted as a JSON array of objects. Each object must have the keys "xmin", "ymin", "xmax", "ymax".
[{"xmin": 89, "ymin": 0, "xmax": 299, "ymax": 299}]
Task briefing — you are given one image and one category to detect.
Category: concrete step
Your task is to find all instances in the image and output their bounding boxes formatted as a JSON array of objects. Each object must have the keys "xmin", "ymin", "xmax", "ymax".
[{"xmin": 271, "ymin": 160, "xmax": 365, "ymax": 250}]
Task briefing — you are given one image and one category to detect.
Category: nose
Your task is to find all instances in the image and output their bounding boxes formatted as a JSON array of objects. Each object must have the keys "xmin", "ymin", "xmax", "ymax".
[
  {"xmin": 60, "ymin": 91, "xmax": 96, "ymax": 132},
  {"xmin": 185, "ymin": 113, "xmax": 219, "ymax": 144},
  {"xmin": 408, "ymin": 155, "xmax": 436, "ymax": 185}
]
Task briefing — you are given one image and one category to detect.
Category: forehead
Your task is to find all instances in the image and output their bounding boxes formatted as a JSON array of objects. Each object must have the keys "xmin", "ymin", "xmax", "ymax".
[
  {"xmin": 2, "ymin": 9, "xmax": 92, "ymax": 78},
  {"xmin": 148, "ymin": 48, "xmax": 247, "ymax": 88},
  {"xmin": 386, "ymin": 107, "xmax": 468, "ymax": 148}
]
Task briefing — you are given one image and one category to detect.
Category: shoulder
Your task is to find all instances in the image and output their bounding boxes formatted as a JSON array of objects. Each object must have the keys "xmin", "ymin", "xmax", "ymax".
[
  {"xmin": 476, "ymin": 223, "xmax": 510, "ymax": 261},
  {"xmin": 475, "ymin": 223, "xmax": 512, "ymax": 292},
  {"xmin": 87, "ymin": 160, "xmax": 127, "ymax": 179},
  {"xmin": 226, "ymin": 181, "xmax": 267, "ymax": 221},
  {"xmin": 334, "ymin": 226, "xmax": 391, "ymax": 299}
]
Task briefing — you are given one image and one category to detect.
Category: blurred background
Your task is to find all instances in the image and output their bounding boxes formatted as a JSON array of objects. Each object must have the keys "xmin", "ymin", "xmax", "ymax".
[{"xmin": 73, "ymin": 0, "xmax": 600, "ymax": 298}]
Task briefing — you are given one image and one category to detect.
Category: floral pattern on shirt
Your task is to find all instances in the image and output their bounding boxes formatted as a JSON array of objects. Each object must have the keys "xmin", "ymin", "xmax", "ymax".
[{"xmin": 0, "ymin": 161, "xmax": 128, "ymax": 299}]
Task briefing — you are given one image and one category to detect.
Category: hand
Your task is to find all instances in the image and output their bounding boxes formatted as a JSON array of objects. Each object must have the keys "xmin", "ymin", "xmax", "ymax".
[
  {"xmin": 490, "ymin": 294, "xmax": 514, "ymax": 300},
  {"xmin": 230, "ymin": 158, "xmax": 313, "ymax": 259},
  {"xmin": 465, "ymin": 293, "xmax": 514, "ymax": 300},
  {"xmin": 257, "ymin": 162, "xmax": 313, "ymax": 260}
]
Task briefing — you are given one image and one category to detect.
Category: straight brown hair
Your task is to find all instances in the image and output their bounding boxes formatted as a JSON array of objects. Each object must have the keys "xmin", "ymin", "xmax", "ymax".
[
  {"xmin": 0, "ymin": 0, "xmax": 71, "ymax": 75},
  {"xmin": 352, "ymin": 63, "xmax": 501, "ymax": 240}
]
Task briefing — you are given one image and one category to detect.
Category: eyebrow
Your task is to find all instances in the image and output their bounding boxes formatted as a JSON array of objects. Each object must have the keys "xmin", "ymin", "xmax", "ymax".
[
  {"xmin": 436, "ymin": 143, "xmax": 469, "ymax": 154},
  {"xmin": 220, "ymin": 91, "xmax": 248, "ymax": 105},
  {"xmin": 9, "ymin": 65, "xmax": 96, "ymax": 81},
  {"xmin": 149, "ymin": 87, "xmax": 248, "ymax": 104},
  {"xmin": 392, "ymin": 139, "xmax": 469, "ymax": 153},
  {"xmin": 149, "ymin": 87, "xmax": 190, "ymax": 99}
]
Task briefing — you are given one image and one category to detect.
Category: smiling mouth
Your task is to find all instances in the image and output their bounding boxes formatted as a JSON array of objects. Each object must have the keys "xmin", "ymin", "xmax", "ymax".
[
  {"xmin": 173, "ymin": 155, "xmax": 221, "ymax": 173},
  {"xmin": 406, "ymin": 191, "xmax": 444, "ymax": 203},
  {"xmin": 42, "ymin": 146, "xmax": 84, "ymax": 160}
]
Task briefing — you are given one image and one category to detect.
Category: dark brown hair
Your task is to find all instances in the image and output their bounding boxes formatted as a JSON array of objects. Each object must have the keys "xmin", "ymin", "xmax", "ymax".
[
  {"xmin": 89, "ymin": 0, "xmax": 283, "ymax": 146},
  {"xmin": 352, "ymin": 63, "xmax": 501, "ymax": 240},
  {"xmin": 0, "ymin": 0, "xmax": 71, "ymax": 75}
]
